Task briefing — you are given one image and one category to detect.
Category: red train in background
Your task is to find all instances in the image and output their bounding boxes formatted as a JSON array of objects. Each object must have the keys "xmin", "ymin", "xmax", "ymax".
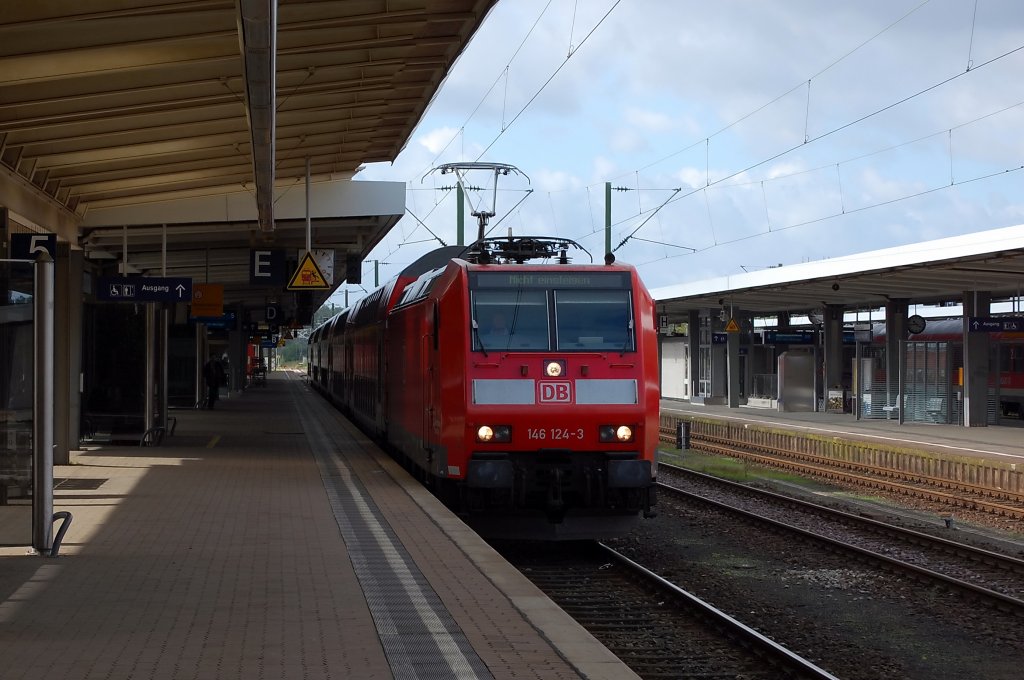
[
  {"xmin": 899, "ymin": 318, "xmax": 1024, "ymax": 419},
  {"xmin": 309, "ymin": 236, "xmax": 659, "ymax": 539}
]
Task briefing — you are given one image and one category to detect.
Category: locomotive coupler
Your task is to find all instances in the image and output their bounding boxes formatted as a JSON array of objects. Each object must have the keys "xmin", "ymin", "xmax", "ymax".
[{"xmin": 545, "ymin": 468, "xmax": 564, "ymax": 515}]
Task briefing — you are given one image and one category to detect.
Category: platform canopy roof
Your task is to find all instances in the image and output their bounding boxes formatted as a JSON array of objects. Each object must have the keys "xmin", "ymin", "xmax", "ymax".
[
  {"xmin": 0, "ymin": 0, "xmax": 496, "ymax": 318},
  {"xmin": 653, "ymin": 224, "xmax": 1024, "ymax": 318}
]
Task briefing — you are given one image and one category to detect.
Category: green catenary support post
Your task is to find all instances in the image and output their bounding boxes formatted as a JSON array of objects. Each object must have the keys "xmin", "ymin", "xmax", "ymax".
[
  {"xmin": 457, "ymin": 183, "xmax": 465, "ymax": 246},
  {"xmin": 605, "ymin": 182, "xmax": 612, "ymax": 257}
]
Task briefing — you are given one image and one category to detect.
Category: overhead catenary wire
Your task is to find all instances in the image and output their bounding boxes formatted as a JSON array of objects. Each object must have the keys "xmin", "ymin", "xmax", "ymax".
[
  {"xmin": 614, "ymin": 188, "xmax": 681, "ymax": 252},
  {"xmin": 712, "ymin": 97, "xmax": 1024, "ymax": 190},
  {"xmin": 621, "ymin": 0, "xmax": 935, "ymax": 182},
  {"xmin": 484, "ymin": 189, "xmax": 536, "ymax": 237},
  {"xmin": 375, "ymin": 0, "xmax": 938, "ymax": 279},
  {"xmin": 475, "ymin": 1, "xmax": 623, "ymax": 160},
  {"xmin": 422, "ymin": 0, "xmax": 556, "ymax": 174},
  {"xmin": 338, "ymin": 2, "xmax": 1015, "ymax": 304},
  {"xmin": 966, "ymin": 0, "xmax": 979, "ymax": 70},
  {"xmin": 404, "ymin": 207, "xmax": 448, "ymax": 247},
  {"xmin": 634, "ymin": 163, "xmax": 1024, "ymax": 270},
  {"xmin": 614, "ymin": 40, "xmax": 1024, "ymax": 242},
  {"xmin": 374, "ymin": 0, "xmax": 599, "ymax": 274}
]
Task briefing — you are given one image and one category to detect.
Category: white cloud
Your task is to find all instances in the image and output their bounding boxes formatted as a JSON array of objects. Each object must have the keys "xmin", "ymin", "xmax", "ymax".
[
  {"xmin": 533, "ymin": 168, "xmax": 584, "ymax": 193},
  {"xmin": 624, "ymin": 107, "xmax": 676, "ymax": 133},
  {"xmin": 417, "ymin": 127, "xmax": 461, "ymax": 155},
  {"xmin": 765, "ymin": 161, "xmax": 806, "ymax": 181},
  {"xmin": 671, "ymin": 167, "xmax": 706, "ymax": 190},
  {"xmin": 856, "ymin": 167, "xmax": 927, "ymax": 205}
]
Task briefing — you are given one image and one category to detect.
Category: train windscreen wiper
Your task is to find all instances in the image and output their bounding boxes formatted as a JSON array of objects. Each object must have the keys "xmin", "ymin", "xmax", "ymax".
[
  {"xmin": 472, "ymin": 319, "xmax": 489, "ymax": 357},
  {"xmin": 620, "ymin": 318, "xmax": 634, "ymax": 356}
]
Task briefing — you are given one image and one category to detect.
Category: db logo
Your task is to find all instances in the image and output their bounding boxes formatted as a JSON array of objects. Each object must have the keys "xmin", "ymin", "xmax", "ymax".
[{"xmin": 539, "ymin": 381, "xmax": 572, "ymax": 403}]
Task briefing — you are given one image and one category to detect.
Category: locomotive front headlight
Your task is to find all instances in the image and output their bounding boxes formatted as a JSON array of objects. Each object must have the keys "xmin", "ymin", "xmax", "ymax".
[
  {"xmin": 544, "ymin": 360, "xmax": 564, "ymax": 377},
  {"xmin": 599, "ymin": 424, "xmax": 635, "ymax": 443},
  {"xmin": 477, "ymin": 425, "xmax": 512, "ymax": 443}
]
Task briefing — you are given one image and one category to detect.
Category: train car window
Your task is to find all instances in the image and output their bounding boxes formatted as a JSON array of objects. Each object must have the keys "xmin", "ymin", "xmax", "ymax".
[
  {"xmin": 1001, "ymin": 343, "xmax": 1023, "ymax": 373},
  {"xmin": 397, "ymin": 284, "xmax": 418, "ymax": 307},
  {"xmin": 554, "ymin": 290, "xmax": 634, "ymax": 351},
  {"xmin": 397, "ymin": 268, "xmax": 444, "ymax": 308},
  {"xmin": 471, "ymin": 290, "xmax": 549, "ymax": 351}
]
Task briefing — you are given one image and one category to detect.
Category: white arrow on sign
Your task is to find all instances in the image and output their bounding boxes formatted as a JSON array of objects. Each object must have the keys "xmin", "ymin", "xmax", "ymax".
[{"xmin": 176, "ymin": 284, "xmax": 186, "ymax": 297}]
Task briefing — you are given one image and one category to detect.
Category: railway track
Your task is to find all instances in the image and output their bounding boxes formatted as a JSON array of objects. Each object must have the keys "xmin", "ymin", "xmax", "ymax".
[
  {"xmin": 499, "ymin": 541, "xmax": 838, "ymax": 680},
  {"xmin": 657, "ymin": 463, "xmax": 1024, "ymax": 616},
  {"xmin": 658, "ymin": 424, "xmax": 1024, "ymax": 519}
]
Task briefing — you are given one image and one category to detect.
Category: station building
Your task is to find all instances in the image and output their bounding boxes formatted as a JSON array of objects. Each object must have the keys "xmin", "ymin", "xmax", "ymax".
[{"xmin": 653, "ymin": 224, "xmax": 1024, "ymax": 428}]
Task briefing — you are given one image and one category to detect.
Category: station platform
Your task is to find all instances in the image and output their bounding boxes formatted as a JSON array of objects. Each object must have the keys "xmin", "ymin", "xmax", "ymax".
[
  {"xmin": 661, "ymin": 399, "xmax": 1024, "ymax": 465},
  {"xmin": 0, "ymin": 372, "xmax": 638, "ymax": 680}
]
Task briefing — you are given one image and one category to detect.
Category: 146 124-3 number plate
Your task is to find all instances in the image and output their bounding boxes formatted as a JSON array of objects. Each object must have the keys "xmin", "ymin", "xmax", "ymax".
[{"xmin": 526, "ymin": 427, "xmax": 584, "ymax": 441}]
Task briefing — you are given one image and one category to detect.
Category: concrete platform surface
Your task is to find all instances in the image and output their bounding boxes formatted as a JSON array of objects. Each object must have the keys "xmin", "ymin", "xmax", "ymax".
[{"xmin": 0, "ymin": 372, "xmax": 638, "ymax": 680}]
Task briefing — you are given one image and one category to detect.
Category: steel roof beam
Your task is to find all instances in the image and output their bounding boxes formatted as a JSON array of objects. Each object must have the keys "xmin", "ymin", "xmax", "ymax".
[{"xmin": 236, "ymin": 0, "xmax": 275, "ymax": 233}]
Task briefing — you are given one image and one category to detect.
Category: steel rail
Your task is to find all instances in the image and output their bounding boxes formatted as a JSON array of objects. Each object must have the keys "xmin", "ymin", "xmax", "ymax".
[
  {"xmin": 655, "ymin": 475, "xmax": 1024, "ymax": 615},
  {"xmin": 594, "ymin": 542, "xmax": 841, "ymax": 680}
]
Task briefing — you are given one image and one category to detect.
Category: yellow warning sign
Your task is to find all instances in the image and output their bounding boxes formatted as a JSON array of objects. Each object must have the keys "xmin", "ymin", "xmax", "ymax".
[
  {"xmin": 286, "ymin": 251, "xmax": 330, "ymax": 290},
  {"xmin": 725, "ymin": 318, "xmax": 740, "ymax": 332}
]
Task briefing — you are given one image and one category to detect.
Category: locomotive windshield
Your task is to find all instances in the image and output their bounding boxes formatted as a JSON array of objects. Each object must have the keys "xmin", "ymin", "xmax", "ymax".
[
  {"xmin": 553, "ymin": 289, "xmax": 633, "ymax": 351},
  {"xmin": 470, "ymin": 271, "xmax": 634, "ymax": 352},
  {"xmin": 472, "ymin": 290, "xmax": 549, "ymax": 350}
]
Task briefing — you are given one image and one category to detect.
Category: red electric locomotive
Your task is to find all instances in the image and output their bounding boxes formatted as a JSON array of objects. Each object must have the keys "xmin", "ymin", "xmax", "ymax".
[{"xmin": 310, "ymin": 236, "xmax": 659, "ymax": 539}]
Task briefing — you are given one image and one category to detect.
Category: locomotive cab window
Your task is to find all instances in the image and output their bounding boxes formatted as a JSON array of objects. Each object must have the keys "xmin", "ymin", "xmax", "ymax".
[
  {"xmin": 554, "ymin": 290, "xmax": 634, "ymax": 351},
  {"xmin": 469, "ymin": 271, "xmax": 635, "ymax": 353},
  {"xmin": 471, "ymin": 290, "xmax": 550, "ymax": 351}
]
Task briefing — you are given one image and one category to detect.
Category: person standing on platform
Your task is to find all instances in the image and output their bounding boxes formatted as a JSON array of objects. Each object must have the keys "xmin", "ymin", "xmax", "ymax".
[{"xmin": 203, "ymin": 356, "xmax": 225, "ymax": 409}]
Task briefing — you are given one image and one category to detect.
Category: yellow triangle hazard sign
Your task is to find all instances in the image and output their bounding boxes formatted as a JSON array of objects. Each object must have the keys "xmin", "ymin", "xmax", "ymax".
[
  {"xmin": 725, "ymin": 318, "xmax": 740, "ymax": 332},
  {"xmin": 286, "ymin": 251, "xmax": 330, "ymax": 290}
]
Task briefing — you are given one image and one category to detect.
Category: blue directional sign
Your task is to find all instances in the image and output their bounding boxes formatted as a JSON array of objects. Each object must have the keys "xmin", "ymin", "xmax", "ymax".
[
  {"xmin": 763, "ymin": 330, "xmax": 816, "ymax": 344},
  {"xmin": 968, "ymin": 316, "xmax": 1024, "ymax": 333},
  {"xmin": 98, "ymin": 276, "xmax": 192, "ymax": 302}
]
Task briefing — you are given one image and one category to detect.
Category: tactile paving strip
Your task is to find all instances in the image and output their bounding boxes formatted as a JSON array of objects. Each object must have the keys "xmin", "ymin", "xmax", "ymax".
[{"xmin": 298, "ymin": 408, "xmax": 494, "ymax": 680}]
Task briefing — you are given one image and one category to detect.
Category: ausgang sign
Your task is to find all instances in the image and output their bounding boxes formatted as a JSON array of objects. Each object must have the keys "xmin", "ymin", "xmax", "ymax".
[
  {"xmin": 98, "ymin": 276, "xmax": 193, "ymax": 302},
  {"xmin": 968, "ymin": 317, "xmax": 1024, "ymax": 333}
]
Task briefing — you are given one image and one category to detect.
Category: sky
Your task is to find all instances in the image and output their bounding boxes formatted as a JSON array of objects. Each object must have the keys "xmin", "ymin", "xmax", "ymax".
[{"xmin": 328, "ymin": 0, "xmax": 1024, "ymax": 306}]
